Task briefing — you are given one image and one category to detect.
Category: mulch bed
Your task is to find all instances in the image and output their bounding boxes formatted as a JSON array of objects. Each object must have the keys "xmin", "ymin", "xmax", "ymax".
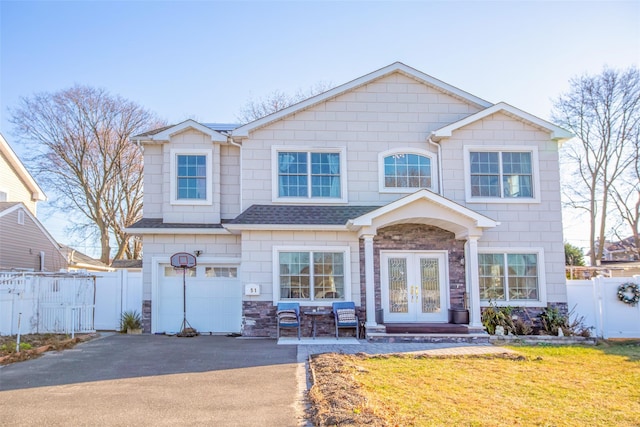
[{"xmin": 0, "ymin": 333, "xmax": 96, "ymax": 365}]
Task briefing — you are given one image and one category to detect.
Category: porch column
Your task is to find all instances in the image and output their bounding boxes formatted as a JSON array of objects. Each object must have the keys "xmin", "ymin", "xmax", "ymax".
[
  {"xmin": 466, "ymin": 236, "xmax": 483, "ymax": 328},
  {"xmin": 363, "ymin": 234, "xmax": 377, "ymax": 327}
]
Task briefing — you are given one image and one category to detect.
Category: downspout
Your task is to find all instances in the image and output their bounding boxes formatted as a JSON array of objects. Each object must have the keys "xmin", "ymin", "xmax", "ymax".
[
  {"xmin": 427, "ymin": 136, "xmax": 443, "ymax": 196},
  {"xmin": 227, "ymin": 137, "xmax": 243, "ymax": 213}
]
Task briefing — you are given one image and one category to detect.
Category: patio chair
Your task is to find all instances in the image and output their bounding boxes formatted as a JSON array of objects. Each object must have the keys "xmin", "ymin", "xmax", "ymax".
[
  {"xmin": 276, "ymin": 302, "xmax": 301, "ymax": 340},
  {"xmin": 332, "ymin": 301, "xmax": 359, "ymax": 339}
]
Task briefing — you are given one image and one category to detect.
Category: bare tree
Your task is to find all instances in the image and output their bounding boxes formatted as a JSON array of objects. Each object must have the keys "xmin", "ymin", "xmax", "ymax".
[
  {"xmin": 552, "ymin": 66, "xmax": 640, "ymax": 265},
  {"xmin": 10, "ymin": 85, "xmax": 163, "ymax": 263},
  {"xmin": 237, "ymin": 81, "xmax": 333, "ymax": 123},
  {"xmin": 610, "ymin": 141, "xmax": 640, "ymax": 259}
]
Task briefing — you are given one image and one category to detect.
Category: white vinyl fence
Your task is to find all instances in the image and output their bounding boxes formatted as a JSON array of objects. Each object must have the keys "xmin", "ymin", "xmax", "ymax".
[
  {"xmin": 567, "ymin": 276, "xmax": 640, "ymax": 339},
  {"xmin": 0, "ymin": 272, "xmax": 95, "ymax": 336},
  {"xmin": 93, "ymin": 270, "xmax": 142, "ymax": 330},
  {"xmin": 0, "ymin": 270, "xmax": 142, "ymax": 336}
]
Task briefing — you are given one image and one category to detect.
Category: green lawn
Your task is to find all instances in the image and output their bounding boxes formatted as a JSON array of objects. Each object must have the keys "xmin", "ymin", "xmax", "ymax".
[{"xmin": 350, "ymin": 342, "xmax": 640, "ymax": 426}]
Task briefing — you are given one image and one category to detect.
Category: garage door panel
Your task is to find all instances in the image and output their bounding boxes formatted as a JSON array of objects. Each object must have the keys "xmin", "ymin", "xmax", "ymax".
[{"xmin": 157, "ymin": 264, "xmax": 242, "ymax": 334}]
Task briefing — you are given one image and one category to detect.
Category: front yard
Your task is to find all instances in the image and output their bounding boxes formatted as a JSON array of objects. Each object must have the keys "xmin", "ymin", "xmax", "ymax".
[{"xmin": 309, "ymin": 341, "xmax": 640, "ymax": 426}]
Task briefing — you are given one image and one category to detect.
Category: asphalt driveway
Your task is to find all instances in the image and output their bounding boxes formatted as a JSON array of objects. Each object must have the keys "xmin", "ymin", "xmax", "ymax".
[{"xmin": 0, "ymin": 333, "xmax": 303, "ymax": 426}]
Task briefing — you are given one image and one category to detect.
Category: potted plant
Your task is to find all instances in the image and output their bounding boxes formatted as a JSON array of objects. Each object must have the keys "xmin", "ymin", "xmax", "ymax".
[{"xmin": 120, "ymin": 310, "xmax": 143, "ymax": 334}]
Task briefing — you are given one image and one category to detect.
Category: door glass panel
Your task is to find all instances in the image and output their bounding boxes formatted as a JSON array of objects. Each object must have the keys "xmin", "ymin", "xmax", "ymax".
[
  {"xmin": 420, "ymin": 258, "xmax": 440, "ymax": 313},
  {"xmin": 388, "ymin": 258, "xmax": 408, "ymax": 313}
]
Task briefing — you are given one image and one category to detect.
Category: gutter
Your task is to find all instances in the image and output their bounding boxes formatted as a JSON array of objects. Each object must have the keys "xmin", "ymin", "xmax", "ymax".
[{"xmin": 427, "ymin": 136, "xmax": 444, "ymax": 196}]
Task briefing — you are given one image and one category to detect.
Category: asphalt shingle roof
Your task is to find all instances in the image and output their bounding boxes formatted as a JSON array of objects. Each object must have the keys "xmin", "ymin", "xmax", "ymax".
[{"xmin": 228, "ymin": 205, "xmax": 382, "ymax": 225}]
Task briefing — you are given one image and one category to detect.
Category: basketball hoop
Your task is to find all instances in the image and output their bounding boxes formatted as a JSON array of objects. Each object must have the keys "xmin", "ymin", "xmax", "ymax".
[{"xmin": 169, "ymin": 252, "xmax": 198, "ymax": 337}]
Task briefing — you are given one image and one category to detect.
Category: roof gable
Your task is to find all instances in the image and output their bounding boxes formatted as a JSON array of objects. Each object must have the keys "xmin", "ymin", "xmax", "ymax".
[
  {"xmin": 430, "ymin": 102, "xmax": 573, "ymax": 142},
  {"xmin": 232, "ymin": 62, "xmax": 493, "ymax": 137},
  {"xmin": 0, "ymin": 133, "xmax": 47, "ymax": 201},
  {"xmin": 348, "ymin": 189, "xmax": 499, "ymax": 239},
  {"xmin": 132, "ymin": 119, "xmax": 229, "ymax": 143}
]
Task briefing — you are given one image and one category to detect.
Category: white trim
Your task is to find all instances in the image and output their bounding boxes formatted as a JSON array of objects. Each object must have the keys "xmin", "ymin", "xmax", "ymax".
[
  {"xmin": 0, "ymin": 133, "xmax": 47, "ymax": 201},
  {"xmin": 169, "ymin": 148, "xmax": 213, "ymax": 205},
  {"xmin": 125, "ymin": 227, "xmax": 232, "ymax": 235},
  {"xmin": 378, "ymin": 148, "xmax": 436, "ymax": 194},
  {"xmin": 477, "ymin": 247, "xmax": 547, "ymax": 307},
  {"xmin": 431, "ymin": 102, "xmax": 573, "ymax": 142},
  {"xmin": 349, "ymin": 189, "xmax": 499, "ymax": 231},
  {"xmin": 463, "ymin": 145, "xmax": 541, "ymax": 204},
  {"xmin": 233, "ymin": 62, "xmax": 492, "ymax": 137},
  {"xmin": 271, "ymin": 146, "xmax": 348, "ymax": 204},
  {"xmin": 271, "ymin": 245, "xmax": 352, "ymax": 307},
  {"xmin": 17, "ymin": 210, "xmax": 24, "ymax": 225}
]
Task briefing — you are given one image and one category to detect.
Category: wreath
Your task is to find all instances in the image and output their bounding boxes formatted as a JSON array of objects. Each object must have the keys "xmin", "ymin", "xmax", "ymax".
[{"xmin": 617, "ymin": 282, "xmax": 640, "ymax": 306}]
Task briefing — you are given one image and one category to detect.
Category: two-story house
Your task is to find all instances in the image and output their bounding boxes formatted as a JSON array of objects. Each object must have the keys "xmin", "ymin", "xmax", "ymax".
[{"xmin": 129, "ymin": 62, "xmax": 572, "ymax": 337}]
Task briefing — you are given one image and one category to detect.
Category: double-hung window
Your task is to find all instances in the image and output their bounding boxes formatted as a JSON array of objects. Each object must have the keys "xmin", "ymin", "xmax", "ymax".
[
  {"xmin": 276, "ymin": 248, "xmax": 350, "ymax": 302},
  {"xmin": 465, "ymin": 147, "xmax": 539, "ymax": 202},
  {"xmin": 274, "ymin": 147, "xmax": 346, "ymax": 202},
  {"xmin": 170, "ymin": 149, "xmax": 212, "ymax": 205},
  {"xmin": 478, "ymin": 252, "xmax": 542, "ymax": 303}
]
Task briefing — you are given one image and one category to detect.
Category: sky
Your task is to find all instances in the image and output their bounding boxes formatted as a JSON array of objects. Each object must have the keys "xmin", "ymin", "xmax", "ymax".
[{"xmin": 1, "ymin": 0, "xmax": 639, "ymax": 256}]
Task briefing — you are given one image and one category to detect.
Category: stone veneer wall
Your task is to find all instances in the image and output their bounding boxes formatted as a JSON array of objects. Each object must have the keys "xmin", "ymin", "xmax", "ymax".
[
  {"xmin": 242, "ymin": 301, "xmax": 363, "ymax": 338},
  {"xmin": 360, "ymin": 224, "xmax": 467, "ymax": 320},
  {"xmin": 484, "ymin": 302, "xmax": 569, "ymax": 330},
  {"xmin": 142, "ymin": 300, "xmax": 152, "ymax": 333}
]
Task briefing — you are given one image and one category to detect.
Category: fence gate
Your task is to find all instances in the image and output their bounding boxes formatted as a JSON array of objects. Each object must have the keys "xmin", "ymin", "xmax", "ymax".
[{"xmin": 0, "ymin": 272, "xmax": 96, "ymax": 336}]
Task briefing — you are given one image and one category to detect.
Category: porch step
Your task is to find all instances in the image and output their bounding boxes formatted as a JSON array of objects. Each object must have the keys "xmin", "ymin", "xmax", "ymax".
[
  {"xmin": 383, "ymin": 323, "xmax": 470, "ymax": 334},
  {"xmin": 366, "ymin": 332, "xmax": 490, "ymax": 344}
]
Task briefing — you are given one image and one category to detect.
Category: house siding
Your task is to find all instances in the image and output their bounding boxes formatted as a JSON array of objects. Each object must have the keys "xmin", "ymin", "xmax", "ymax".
[
  {"xmin": 241, "ymin": 73, "xmax": 482, "ymax": 206},
  {"xmin": 0, "ymin": 208, "xmax": 66, "ymax": 271},
  {"xmin": 0, "ymin": 151, "xmax": 37, "ymax": 215}
]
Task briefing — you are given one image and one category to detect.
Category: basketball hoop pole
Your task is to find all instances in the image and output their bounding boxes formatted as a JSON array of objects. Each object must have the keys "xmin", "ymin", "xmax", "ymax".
[
  {"xmin": 169, "ymin": 252, "xmax": 198, "ymax": 337},
  {"xmin": 178, "ymin": 266, "xmax": 195, "ymax": 336}
]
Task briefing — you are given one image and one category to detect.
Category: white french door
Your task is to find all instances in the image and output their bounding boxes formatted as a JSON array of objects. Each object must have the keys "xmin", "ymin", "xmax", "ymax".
[{"xmin": 380, "ymin": 252, "xmax": 448, "ymax": 322}]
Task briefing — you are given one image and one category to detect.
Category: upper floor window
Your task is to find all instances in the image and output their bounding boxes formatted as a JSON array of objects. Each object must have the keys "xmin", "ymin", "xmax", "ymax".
[
  {"xmin": 464, "ymin": 147, "xmax": 540, "ymax": 203},
  {"xmin": 177, "ymin": 155, "xmax": 206, "ymax": 200},
  {"xmin": 170, "ymin": 149, "xmax": 212, "ymax": 205},
  {"xmin": 273, "ymin": 147, "xmax": 347, "ymax": 203},
  {"xmin": 379, "ymin": 149, "xmax": 435, "ymax": 193},
  {"xmin": 384, "ymin": 153, "xmax": 431, "ymax": 188}
]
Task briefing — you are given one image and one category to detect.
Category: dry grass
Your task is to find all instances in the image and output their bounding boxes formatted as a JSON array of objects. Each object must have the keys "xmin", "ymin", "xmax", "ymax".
[
  {"xmin": 0, "ymin": 333, "xmax": 93, "ymax": 365},
  {"xmin": 308, "ymin": 342, "xmax": 640, "ymax": 426}
]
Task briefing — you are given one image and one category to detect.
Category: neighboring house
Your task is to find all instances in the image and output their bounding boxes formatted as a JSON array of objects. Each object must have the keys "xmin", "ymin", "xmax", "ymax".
[
  {"xmin": 58, "ymin": 245, "xmax": 114, "ymax": 273},
  {"xmin": 129, "ymin": 62, "xmax": 572, "ymax": 336},
  {"xmin": 0, "ymin": 133, "xmax": 111, "ymax": 273},
  {"xmin": 0, "ymin": 202, "xmax": 67, "ymax": 271},
  {"xmin": 0, "ymin": 132, "xmax": 46, "ymax": 215},
  {"xmin": 602, "ymin": 236, "xmax": 639, "ymax": 261}
]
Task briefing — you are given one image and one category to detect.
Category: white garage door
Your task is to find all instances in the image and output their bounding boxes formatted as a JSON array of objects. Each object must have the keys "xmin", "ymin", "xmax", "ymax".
[{"xmin": 156, "ymin": 264, "xmax": 242, "ymax": 334}]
